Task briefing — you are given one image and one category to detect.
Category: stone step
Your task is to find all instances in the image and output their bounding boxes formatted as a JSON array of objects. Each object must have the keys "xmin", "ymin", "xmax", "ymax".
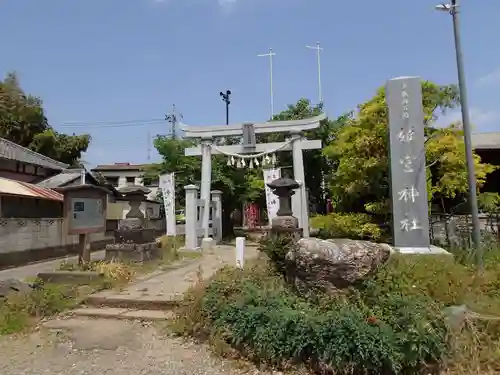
[
  {"xmin": 72, "ymin": 307, "xmax": 174, "ymax": 321},
  {"xmin": 85, "ymin": 294, "xmax": 182, "ymax": 310}
]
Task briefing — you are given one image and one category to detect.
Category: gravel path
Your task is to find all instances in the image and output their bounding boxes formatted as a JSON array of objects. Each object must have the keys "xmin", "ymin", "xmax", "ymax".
[{"xmin": 0, "ymin": 318, "xmax": 267, "ymax": 375}]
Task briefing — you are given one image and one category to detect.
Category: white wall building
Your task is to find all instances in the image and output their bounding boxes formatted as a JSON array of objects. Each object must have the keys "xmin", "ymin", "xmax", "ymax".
[{"xmin": 91, "ymin": 163, "xmax": 159, "ymax": 202}]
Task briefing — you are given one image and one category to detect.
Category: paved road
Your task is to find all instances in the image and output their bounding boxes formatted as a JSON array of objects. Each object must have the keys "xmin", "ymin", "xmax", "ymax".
[{"xmin": 0, "ymin": 251, "xmax": 105, "ymax": 281}]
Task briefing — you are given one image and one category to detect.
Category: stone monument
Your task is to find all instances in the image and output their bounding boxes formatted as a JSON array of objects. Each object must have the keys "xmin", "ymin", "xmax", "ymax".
[
  {"xmin": 386, "ymin": 76, "xmax": 448, "ymax": 254},
  {"xmin": 105, "ymin": 184, "xmax": 161, "ymax": 263}
]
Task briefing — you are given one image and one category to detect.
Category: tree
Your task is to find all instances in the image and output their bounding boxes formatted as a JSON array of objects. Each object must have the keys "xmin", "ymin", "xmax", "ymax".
[
  {"xmin": 0, "ymin": 72, "xmax": 90, "ymax": 166},
  {"xmin": 323, "ymin": 81, "xmax": 497, "ymax": 221},
  {"xmin": 265, "ymin": 98, "xmax": 347, "ymax": 212},
  {"xmin": 29, "ymin": 129, "xmax": 90, "ymax": 166}
]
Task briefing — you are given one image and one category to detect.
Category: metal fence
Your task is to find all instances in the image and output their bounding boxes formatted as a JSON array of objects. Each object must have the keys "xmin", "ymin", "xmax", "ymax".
[{"xmin": 429, "ymin": 213, "xmax": 500, "ymax": 248}]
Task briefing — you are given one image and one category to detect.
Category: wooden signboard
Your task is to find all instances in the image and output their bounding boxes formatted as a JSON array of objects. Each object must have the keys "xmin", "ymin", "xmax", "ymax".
[{"xmin": 56, "ymin": 185, "xmax": 110, "ymax": 263}]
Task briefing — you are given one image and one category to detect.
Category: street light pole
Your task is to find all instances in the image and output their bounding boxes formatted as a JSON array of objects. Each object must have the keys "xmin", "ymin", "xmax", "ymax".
[
  {"xmin": 306, "ymin": 41, "xmax": 324, "ymax": 104},
  {"xmin": 258, "ymin": 48, "xmax": 276, "ymax": 119},
  {"xmin": 436, "ymin": 0, "xmax": 482, "ymax": 258},
  {"xmin": 220, "ymin": 90, "xmax": 231, "ymax": 125}
]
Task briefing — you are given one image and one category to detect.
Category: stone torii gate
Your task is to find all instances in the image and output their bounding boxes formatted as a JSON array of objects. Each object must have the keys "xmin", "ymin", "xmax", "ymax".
[{"xmin": 180, "ymin": 113, "xmax": 325, "ymax": 243}]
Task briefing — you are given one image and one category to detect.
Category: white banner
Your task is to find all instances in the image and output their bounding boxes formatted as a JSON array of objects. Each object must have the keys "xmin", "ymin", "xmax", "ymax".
[
  {"xmin": 263, "ymin": 168, "xmax": 281, "ymax": 226},
  {"xmin": 159, "ymin": 173, "xmax": 176, "ymax": 236}
]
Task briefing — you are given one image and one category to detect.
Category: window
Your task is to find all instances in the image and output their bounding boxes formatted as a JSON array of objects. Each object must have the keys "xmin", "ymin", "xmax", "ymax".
[
  {"xmin": 126, "ymin": 176, "xmax": 135, "ymax": 184},
  {"xmin": 16, "ymin": 163, "xmax": 26, "ymax": 173},
  {"xmin": 105, "ymin": 177, "xmax": 119, "ymax": 187}
]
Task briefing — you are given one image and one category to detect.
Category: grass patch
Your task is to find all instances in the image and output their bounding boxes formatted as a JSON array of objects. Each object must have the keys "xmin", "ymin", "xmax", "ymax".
[
  {"xmin": 0, "ymin": 281, "xmax": 100, "ymax": 335},
  {"xmin": 170, "ymin": 238, "xmax": 500, "ymax": 375}
]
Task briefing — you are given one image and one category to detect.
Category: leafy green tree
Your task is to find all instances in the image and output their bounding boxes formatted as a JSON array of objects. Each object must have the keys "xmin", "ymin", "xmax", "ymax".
[
  {"xmin": 265, "ymin": 98, "xmax": 347, "ymax": 212},
  {"xmin": 29, "ymin": 129, "xmax": 90, "ymax": 166},
  {"xmin": 323, "ymin": 81, "xmax": 496, "ymax": 221},
  {"xmin": 0, "ymin": 72, "xmax": 90, "ymax": 166}
]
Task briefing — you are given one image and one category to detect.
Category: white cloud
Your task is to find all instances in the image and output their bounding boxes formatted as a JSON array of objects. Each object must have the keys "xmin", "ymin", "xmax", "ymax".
[
  {"xmin": 218, "ymin": 0, "xmax": 237, "ymax": 5},
  {"xmin": 477, "ymin": 67, "xmax": 500, "ymax": 86},
  {"xmin": 436, "ymin": 107, "xmax": 499, "ymax": 131},
  {"xmin": 150, "ymin": 0, "xmax": 238, "ymax": 11},
  {"xmin": 217, "ymin": 0, "xmax": 237, "ymax": 13}
]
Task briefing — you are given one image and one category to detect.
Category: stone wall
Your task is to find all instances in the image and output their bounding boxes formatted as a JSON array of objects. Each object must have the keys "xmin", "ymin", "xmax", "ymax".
[{"xmin": 0, "ymin": 218, "xmax": 113, "ymax": 269}]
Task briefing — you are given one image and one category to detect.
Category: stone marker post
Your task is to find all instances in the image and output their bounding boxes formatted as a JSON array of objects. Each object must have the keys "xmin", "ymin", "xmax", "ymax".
[
  {"xmin": 386, "ymin": 76, "xmax": 447, "ymax": 254},
  {"xmin": 211, "ymin": 190, "xmax": 223, "ymax": 244},
  {"xmin": 184, "ymin": 184, "xmax": 199, "ymax": 251},
  {"xmin": 235, "ymin": 237, "xmax": 245, "ymax": 268}
]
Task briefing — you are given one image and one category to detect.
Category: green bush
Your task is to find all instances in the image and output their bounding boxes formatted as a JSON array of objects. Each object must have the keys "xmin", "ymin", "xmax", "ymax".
[
  {"xmin": 171, "ymin": 230, "xmax": 500, "ymax": 375},
  {"xmin": 258, "ymin": 234, "xmax": 295, "ymax": 275},
  {"xmin": 172, "ymin": 259, "xmax": 449, "ymax": 374},
  {"xmin": 310, "ymin": 213, "xmax": 383, "ymax": 241}
]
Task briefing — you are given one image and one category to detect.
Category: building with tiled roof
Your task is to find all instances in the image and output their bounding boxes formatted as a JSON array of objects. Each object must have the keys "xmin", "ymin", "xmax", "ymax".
[{"xmin": 91, "ymin": 163, "xmax": 159, "ymax": 201}]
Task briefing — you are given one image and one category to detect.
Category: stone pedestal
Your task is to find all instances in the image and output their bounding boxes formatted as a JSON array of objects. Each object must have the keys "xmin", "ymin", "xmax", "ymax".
[
  {"xmin": 201, "ymin": 237, "xmax": 214, "ymax": 252},
  {"xmin": 396, "ymin": 245, "xmax": 451, "ymax": 255}
]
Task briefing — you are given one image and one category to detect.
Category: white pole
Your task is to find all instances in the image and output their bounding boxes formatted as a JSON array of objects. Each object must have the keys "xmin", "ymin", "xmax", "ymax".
[
  {"xmin": 258, "ymin": 48, "xmax": 276, "ymax": 119},
  {"xmin": 306, "ymin": 41, "xmax": 323, "ymax": 104},
  {"xmin": 235, "ymin": 236, "xmax": 245, "ymax": 268}
]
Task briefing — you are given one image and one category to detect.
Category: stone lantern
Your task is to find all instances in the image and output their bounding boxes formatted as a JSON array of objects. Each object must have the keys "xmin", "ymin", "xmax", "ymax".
[
  {"xmin": 119, "ymin": 184, "xmax": 151, "ymax": 221},
  {"xmin": 105, "ymin": 184, "xmax": 160, "ymax": 263},
  {"xmin": 266, "ymin": 176, "xmax": 301, "ymax": 236}
]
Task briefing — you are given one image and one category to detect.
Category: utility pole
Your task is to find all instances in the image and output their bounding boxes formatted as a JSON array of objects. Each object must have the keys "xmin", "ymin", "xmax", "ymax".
[
  {"xmin": 257, "ymin": 48, "xmax": 276, "ymax": 119},
  {"xmin": 435, "ymin": 0, "xmax": 482, "ymax": 264},
  {"xmin": 306, "ymin": 41, "xmax": 324, "ymax": 104},
  {"xmin": 165, "ymin": 104, "xmax": 182, "ymax": 138},
  {"xmin": 147, "ymin": 130, "xmax": 151, "ymax": 161},
  {"xmin": 220, "ymin": 90, "xmax": 231, "ymax": 125}
]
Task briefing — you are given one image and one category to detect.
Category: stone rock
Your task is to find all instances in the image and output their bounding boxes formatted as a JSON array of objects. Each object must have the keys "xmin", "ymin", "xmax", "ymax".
[
  {"xmin": 443, "ymin": 305, "xmax": 469, "ymax": 330},
  {"xmin": 286, "ymin": 238, "xmax": 392, "ymax": 294},
  {"xmin": 0, "ymin": 278, "xmax": 34, "ymax": 299}
]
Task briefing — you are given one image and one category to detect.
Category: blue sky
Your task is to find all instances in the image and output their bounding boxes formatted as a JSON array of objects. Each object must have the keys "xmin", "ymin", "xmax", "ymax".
[{"xmin": 0, "ymin": 0, "xmax": 499, "ymax": 167}]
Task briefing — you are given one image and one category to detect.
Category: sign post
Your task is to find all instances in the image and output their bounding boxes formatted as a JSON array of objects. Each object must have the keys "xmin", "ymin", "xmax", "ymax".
[
  {"xmin": 386, "ymin": 76, "xmax": 447, "ymax": 254},
  {"xmin": 57, "ymin": 185, "xmax": 110, "ymax": 263}
]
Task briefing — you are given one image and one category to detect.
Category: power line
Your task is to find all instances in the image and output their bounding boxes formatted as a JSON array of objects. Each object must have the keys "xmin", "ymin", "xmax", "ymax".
[
  {"xmin": 59, "ymin": 117, "xmax": 165, "ymax": 126},
  {"xmin": 58, "ymin": 120, "xmax": 166, "ymax": 129}
]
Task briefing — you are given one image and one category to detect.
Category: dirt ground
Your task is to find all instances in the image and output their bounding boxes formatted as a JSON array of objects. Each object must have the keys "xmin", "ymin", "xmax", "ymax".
[{"xmin": 0, "ymin": 317, "xmax": 268, "ymax": 375}]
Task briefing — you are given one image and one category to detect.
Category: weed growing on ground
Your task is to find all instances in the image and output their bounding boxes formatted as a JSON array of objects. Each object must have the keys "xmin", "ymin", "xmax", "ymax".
[
  {"xmin": 0, "ymin": 282, "xmax": 82, "ymax": 335},
  {"xmin": 171, "ymin": 238, "xmax": 500, "ymax": 375}
]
